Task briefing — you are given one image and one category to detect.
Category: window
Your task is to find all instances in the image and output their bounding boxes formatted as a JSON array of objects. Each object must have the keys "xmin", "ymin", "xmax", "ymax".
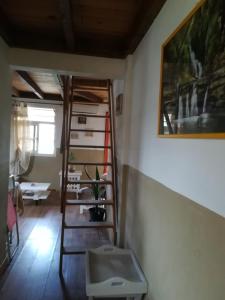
[{"xmin": 27, "ymin": 106, "xmax": 55, "ymax": 156}]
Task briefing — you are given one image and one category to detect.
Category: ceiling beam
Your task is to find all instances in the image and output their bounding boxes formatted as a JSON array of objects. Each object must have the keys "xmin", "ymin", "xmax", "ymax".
[
  {"xmin": 126, "ymin": 0, "xmax": 167, "ymax": 53},
  {"xmin": 74, "ymin": 95, "xmax": 95, "ymax": 103},
  {"xmin": 58, "ymin": 75, "xmax": 65, "ymax": 90},
  {"xmin": 12, "ymin": 87, "xmax": 20, "ymax": 97},
  {"xmin": 58, "ymin": 0, "xmax": 75, "ymax": 51},
  {"xmin": 16, "ymin": 71, "xmax": 44, "ymax": 99},
  {"xmin": 74, "ymin": 78, "xmax": 108, "ymax": 89},
  {"xmin": 53, "ymin": 74, "xmax": 64, "ymax": 99},
  {"xmin": 75, "ymin": 91, "xmax": 102, "ymax": 103},
  {"xmin": 0, "ymin": 7, "xmax": 13, "ymax": 45},
  {"xmin": 74, "ymin": 34, "xmax": 126, "ymax": 58},
  {"xmin": 12, "ymin": 96, "xmax": 63, "ymax": 106},
  {"xmin": 73, "ymin": 95, "xmax": 104, "ymax": 104},
  {"xmin": 11, "ymin": 30, "xmax": 125, "ymax": 58},
  {"xmin": 19, "ymin": 91, "xmax": 61, "ymax": 101}
]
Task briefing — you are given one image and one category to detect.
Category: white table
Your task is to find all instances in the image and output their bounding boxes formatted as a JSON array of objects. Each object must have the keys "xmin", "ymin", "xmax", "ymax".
[{"xmin": 20, "ymin": 182, "xmax": 51, "ymax": 205}]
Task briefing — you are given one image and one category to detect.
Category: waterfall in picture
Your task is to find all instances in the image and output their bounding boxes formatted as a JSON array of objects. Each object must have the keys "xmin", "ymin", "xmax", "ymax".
[
  {"xmin": 190, "ymin": 84, "xmax": 198, "ymax": 116},
  {"xmin": 202, "ymin": 87, "xmax": 208, "ymax": 113},
  {"xmin": 185, "ymin": 93, "xmax": 190, "ymax": 117},
  {"xmin": 178, "ymin": 95, "xmax": 183, "ymax": 120},
  {"xmin": 189, "ymin": 45, "xmax": 203, "ymax": 79},
  {"xmin": 188, "ymin": 45, "xmax": 209, "ymax": 117}
]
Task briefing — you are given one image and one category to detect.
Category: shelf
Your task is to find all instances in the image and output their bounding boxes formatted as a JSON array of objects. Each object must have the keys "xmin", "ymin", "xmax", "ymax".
[
  {"xmin": 64, "ymin": 221, "xmax": 114, "ymax": 229},
  {"xmin": 68, "ymin": 162, "xmax": 112, "ymax": 166},
  {"xmin": 69, "ymin": 145, "xmax": 111, "ymax": 149},
  {"xmin": 66, "ymin": 199, "xmax": 113, "ymax": 205},
  {"xmin": 66, "ymin": 180, "xmax": 112, "ymax": 185},
  {"xmin": 70, "ymin": 129, "xmax": 111, "ymax": 133},
  {"xmin": 71, "ymin": 114, "xmax": 109, "ymax": 118},
  {"xmin": 62, "ymin": 246, "xmax": 85, "ymax": 255}
]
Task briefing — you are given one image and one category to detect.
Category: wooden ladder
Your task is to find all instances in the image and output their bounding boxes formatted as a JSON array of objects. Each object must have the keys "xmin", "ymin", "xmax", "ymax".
[{"xmin": 59, "ymin": 77, "xmax": 117, "ymax": 275}]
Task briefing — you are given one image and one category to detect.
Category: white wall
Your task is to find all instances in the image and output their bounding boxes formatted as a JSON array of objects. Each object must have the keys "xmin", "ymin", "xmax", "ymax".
[
  {"xmin": 113, "ymin": 79, "xmax": 124, "ymax": 160},
  {"xmin": 125, "ymin": 0, "xmax": 225, "ymax": 218},
  {"xmin": 0, "ymin": 37, "xmax": 11, "ymax": 267},
  {"xmin": 9, "ymin": 48, "xmax": 125, "ymax": 79},
  {"xmin": 71, "ymin": 104, "xmax": 109, "ymax": 147},
  {"xmin": 114, "ymin": 56, "xmax": 133, "ymax": 164}
]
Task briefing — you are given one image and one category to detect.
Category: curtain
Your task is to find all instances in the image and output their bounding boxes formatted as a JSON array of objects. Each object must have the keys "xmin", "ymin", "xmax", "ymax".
[{"xmin": 10, "ymin": 103, "xmax": 31, "ymax": 176}]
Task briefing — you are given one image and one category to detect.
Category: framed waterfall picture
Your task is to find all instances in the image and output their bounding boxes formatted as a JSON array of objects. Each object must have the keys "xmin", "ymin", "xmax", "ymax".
[{"xmin": 158, "ymin": 0, "xmax": 225, "ymax": 138}]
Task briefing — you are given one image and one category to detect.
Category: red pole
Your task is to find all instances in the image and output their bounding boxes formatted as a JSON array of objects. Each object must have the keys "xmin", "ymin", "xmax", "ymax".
[{"xmin": 103, "ymin": 112, "xmax": 110, "ymax": 173}]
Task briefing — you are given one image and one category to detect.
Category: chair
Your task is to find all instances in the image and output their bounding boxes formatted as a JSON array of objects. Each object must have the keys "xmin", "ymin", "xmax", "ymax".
[{"xmin": 7, "ymin": 175, "xmax": 19, "ymax": 260}]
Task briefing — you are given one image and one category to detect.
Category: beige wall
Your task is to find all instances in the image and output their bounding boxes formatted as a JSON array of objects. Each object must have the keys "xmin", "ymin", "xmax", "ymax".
[
  {"xmin": 0, "ymin": 38, "xmax": 11, "ymax": 269},
  {"xmin": 23, "ymin": 149, "xmax": 62, "ymax": 190},
  {"xmin": 24, "ymin": 149, "xmax": 104, "ymax": 190},
  {"xmin": 121, "ymin": 165, "xmax": 225, "ymax": 300},
  {"xmin": 70, "ymin": 149, "xmax": 105, "ymax": 179}
]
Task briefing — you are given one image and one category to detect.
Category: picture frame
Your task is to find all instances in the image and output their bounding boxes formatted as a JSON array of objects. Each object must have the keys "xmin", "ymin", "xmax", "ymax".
[
  {"xmin": 78, "ymin": 116, "xmax": 87, "ymax": 124},
  {"xmin": 116, "ymin": 93, "xmax": 123, "ymax": 115},
  {"xmin": 158, "ymin": 0, "xmax": 225, "ymax": 138}
]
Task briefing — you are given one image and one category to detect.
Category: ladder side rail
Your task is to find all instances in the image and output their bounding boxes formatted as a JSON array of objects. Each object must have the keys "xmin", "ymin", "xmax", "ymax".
[
  {"xmin": 60, "ymin": 94, "xmax": 66, "ymax": 212},
  {"xmin": 63, "ymin": 80, "xmax": 73, "ymax": 218},
  {"xmin": 60, "ymin": 76, "xmax": 71, "ymax": 212},
  {"xmin": 107, "ymin": 79, "xmax": 117, "ymax": 245},
  {"xmin": 109, "ymin": 81, "xmax": 119, "ymax": 228},
  {"xmin": 59, "ymin": 76, "xmax": 73, "ymax": 275}
]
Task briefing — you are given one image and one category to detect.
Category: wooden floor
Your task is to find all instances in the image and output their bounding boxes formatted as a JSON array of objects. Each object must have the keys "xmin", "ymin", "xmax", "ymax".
[{"xmin": 0, "ymin": 191, "xmax": 112, "ymax": 300}]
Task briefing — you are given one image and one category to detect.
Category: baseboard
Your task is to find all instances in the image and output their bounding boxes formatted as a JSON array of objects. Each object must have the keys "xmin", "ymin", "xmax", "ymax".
[{"xmin": 0, "ymin": 255, "xmax": 9, "ymax": 276}]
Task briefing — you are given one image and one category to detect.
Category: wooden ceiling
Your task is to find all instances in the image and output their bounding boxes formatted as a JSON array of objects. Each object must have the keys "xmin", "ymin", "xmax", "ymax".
[
  {"xmin": 12, "ymin": 70, "xmax": 109, "ymax": 104},
  {"xmin": 0, "ymin": 0, "xmax": 166, "ymax": 58}
]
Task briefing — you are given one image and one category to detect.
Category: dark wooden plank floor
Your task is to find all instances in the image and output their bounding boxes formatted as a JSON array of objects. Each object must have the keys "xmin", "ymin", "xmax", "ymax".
[{"xmin": 0, "ymin": 191, "xmax": 114, "ymax": 300}]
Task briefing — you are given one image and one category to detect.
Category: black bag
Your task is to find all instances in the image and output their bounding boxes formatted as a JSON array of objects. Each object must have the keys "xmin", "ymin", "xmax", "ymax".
[{"xmin": 89, "ymin": 206, "xmax": 106, "ymax": 222}]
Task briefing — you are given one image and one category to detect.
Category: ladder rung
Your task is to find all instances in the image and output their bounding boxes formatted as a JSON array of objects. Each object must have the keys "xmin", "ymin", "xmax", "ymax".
[
  {"xmin": 72, "ymin": 114, "xmax": 109, "ymax": 118},
  {"xmin": 68, "ymin": 162, "xmax": 112, "ymax": 166},
  {"xmin": 64, "ymin": 221, "xmax": 114, "ymax": 229},
  {"xmin": 70, "ymin": 129, "xmax": 111, "ymax": 133},
  {"xmin": 73, "ymin": 87, "xmax": 109, "ymax": 92},
  {"xmin": 62, "ymin": 247, "xmax": 85, "ymax": 255},
  {"xmin": 62, "ymin": 244, "xmax": 112, "ymax": 255},
  {"xmin": 71, "ymin": 100, "xmax": 109, "ymax": 105},
  {"xmin": 69, "ymin": 145, "xmax": 111, "ymax": 149},
  {"xmin": 66, "ymin": 180, "xmax": 112, "ymax": 185},
  {"xmin": 66, "ymin": 199, "xmax": 113, "ymax": 205}
]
